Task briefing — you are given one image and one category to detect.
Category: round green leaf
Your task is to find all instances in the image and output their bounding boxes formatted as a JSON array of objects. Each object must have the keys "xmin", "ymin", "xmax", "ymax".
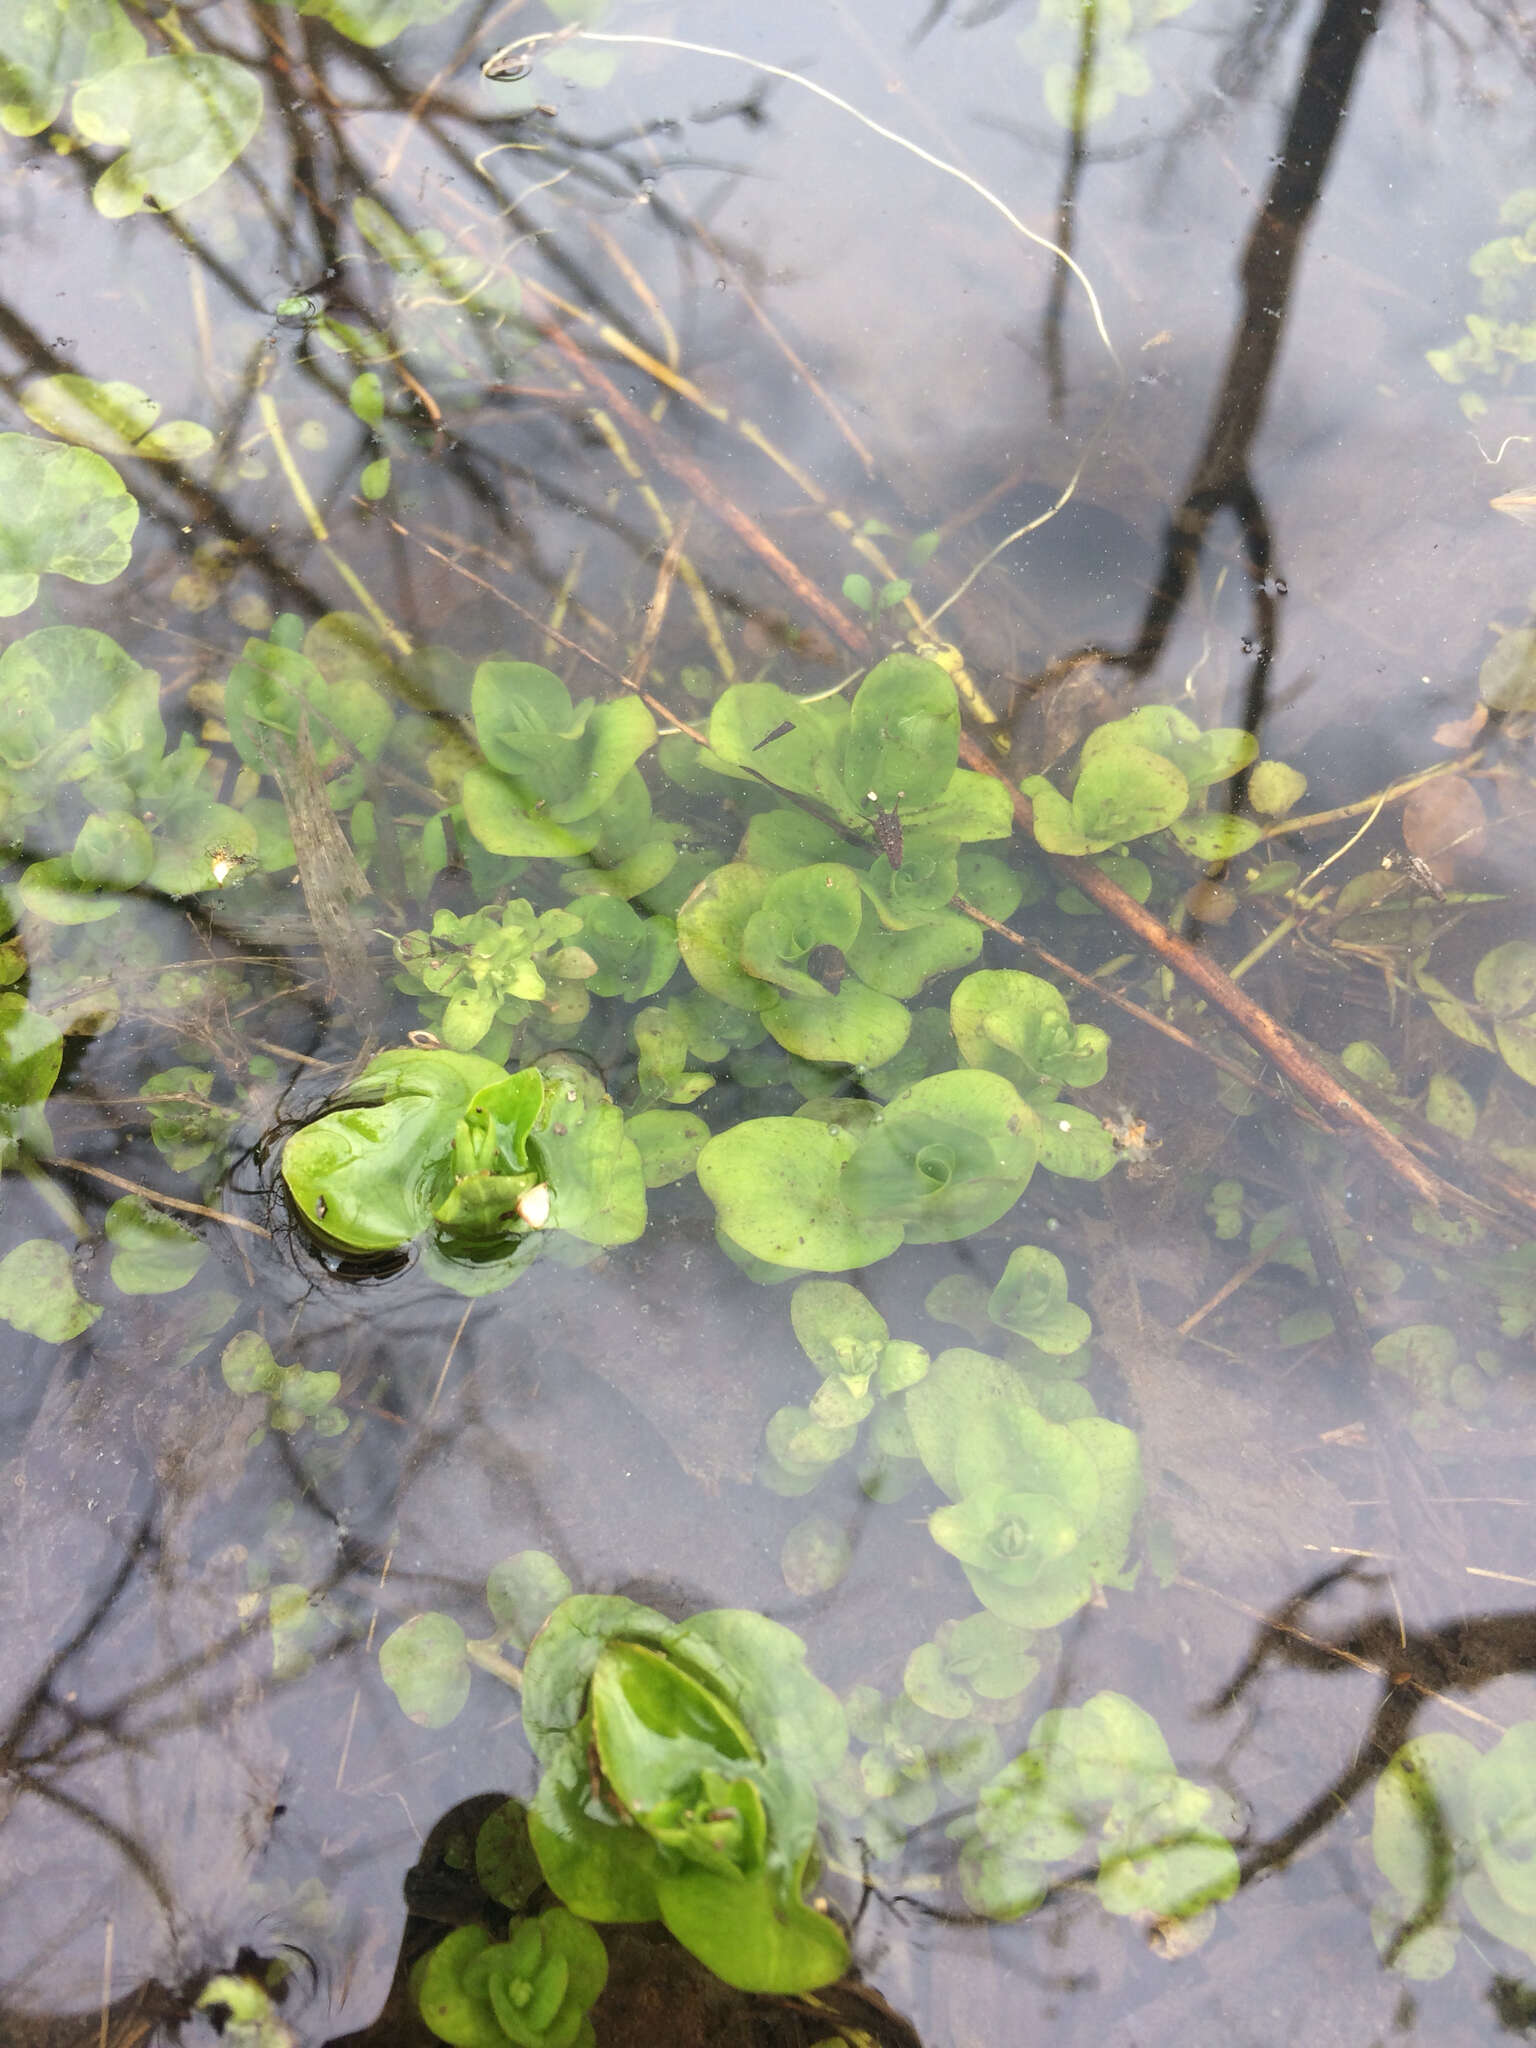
[
  {"xmin": 0, "ymin": 0, "xmax": 146, "ymax": 137},
  {"xmin": 0, "ymin": 435, "xmax": 138, "ymax": 615},
  {"xmin": 843, "ymin": 653, "xmax": 959, "ymax": 812},
  {"xmin": 0, "ymin": 1238, "xmax": 99, "ymax": 1341},
  {"xmin": 72, "ymin": 55, "xmax": 263, "ymax": 218},
  {"xmin": 761, "ymin": 980, "xmax": 912, "ymax": 1067},
  {"xmin": 697, "ymin": 1117, "xmax": 904, "ymax": 1271},
  {"xmin": 485, "ymin": 1551, "xmax": 573, "ymax": 1651},
  {"xmin": 380, "ymin": 1612, "xmax": 472, "ymax": 1729},
  {"xmin": 17, "ymin": 857, "xmax": 119, "ymax": 925},
  {"xmin": 625, "ymin": 1108, "xmax": 708, "ymax": 1188},
  {"xmin": 1070, "ymin": 743, "xmax": 1189, "ymax": 849},
  {"xmin": 72, "ymin": 809, "xmax": 153, "ymax": 889},
  {"xmin": 1474, "ymin": 941, "xmax": 1536, "ymax": 1022},
  {"xmin": 781, "ymin": 1514, "xmax": 853, "ymax": 1595},
  {"xmin": 104, "ymin": 1195, "xmax": 208, "ymax": 1293}
]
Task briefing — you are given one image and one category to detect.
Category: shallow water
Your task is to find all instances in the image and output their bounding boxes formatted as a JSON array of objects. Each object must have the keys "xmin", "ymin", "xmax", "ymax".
[{"xmin": 2, "ymin": 0, "xmax": 1535, "ymax": 2042}]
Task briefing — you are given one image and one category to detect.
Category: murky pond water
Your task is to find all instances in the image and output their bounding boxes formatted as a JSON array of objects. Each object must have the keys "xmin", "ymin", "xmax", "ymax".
[{"xmin": 2, "ymin": 0, "xmax": 1535, "ymax": 2042}]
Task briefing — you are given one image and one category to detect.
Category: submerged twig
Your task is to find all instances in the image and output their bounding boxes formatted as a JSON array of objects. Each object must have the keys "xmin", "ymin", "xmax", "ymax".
[
  {"xmin": 955, "ymin": 734, "xmax": 1472, "ymax": 1215},
  {"xmin": 51, "ymin": 1158, "xmax": 270, "ymax": 1239}
]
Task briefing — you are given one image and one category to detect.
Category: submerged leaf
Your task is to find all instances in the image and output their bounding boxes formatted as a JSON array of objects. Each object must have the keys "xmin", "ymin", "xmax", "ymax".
[
  {"xmin": 0, "ymin": 1238, "xmax": 99, "ymax": 1341},
  {"xmin": 72, "ymin": 55, "xmax": 263, "ymax": 217},
  {"xmin": 0, "ymin": 435, "xmax": 138, "ymax": 616}
]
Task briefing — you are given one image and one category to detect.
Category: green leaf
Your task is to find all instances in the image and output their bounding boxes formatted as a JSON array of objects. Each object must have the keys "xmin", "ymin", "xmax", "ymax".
[
  {"xmin": 72, "ymin": 809, "xmax": 154, "ymax": 889},
  {"xmin": 707, "ymin": 684, "xmax": 855, "ymax": 818},
  {"xmin": 761, "ymin": 979, "xmax": 912, "ymax": 1067},
  {"xmin": 1480, "ymin": 627, "xmax": 1536, "ymax": 715},
  {"xmin": 1372, "ymin": 1732, "xmax": 1478, "ymax": 1914},
  {"xmin": 781, "ymin": 1514, "xmax": 853, "ymax": 1595},
  {"xmin": 843, "ymin": 654, "xmax": 960, "ymax": 813},
  {"xmin": 943, "ymin": 1611, "xmax": 1041, "ymax": 1701},
  {"xmin": 16, "ymin": 858, "xmax": 120, "ymax": 924},
  {"xmin": 0, "ymin": 1238, "xmax": 99, "ymax": 1340},
  {"xmin": 1166, "ymin": 813, "xmax": 1263, "ymax": 862},
  {"xmin": 360, "ymin": 456, "xmax": 391, "ymax": 500},
  {"xmin": 220, "ymin": 1329, "xmax": 282, "ymax": 1396},
  {"xmin": 1070, "ymin": 744, "xmax": 1189, "ymax": 849},
  {"xmin": 840, "ymin": 1068, "xmax": 1039, "ymax": 1243},
  {"xmin": 414, "ymin": 1924, "xmax": 505, "ymax": 2048},
  {"xmin": 1096, "ymin": 1823, "xmax": 1239, "ymax": 1920},
  {"xmin": 1473, "ymin": 941, "xmax": 1536, "ymax": 1021},
  {"xmin": 461, "ymin": 764, "xmax": 599, "ymax": 859},
  {"xmin": 0, "ymin": 0, "xmax": 145, "ymax": 137},
  {"xmin": 349, "ymin": 371, "xmax": 386, "ymax": 427},
  {"xmin": 951, "ymin": 970, "xmax": 1108, "ymax": 1093},
  {"xmin": 0, "ymin": 435, "xmax": 138, "ymax": 616},
  {"xmin": 72, "ymin": 55, "xmax": 263, "ymax": 217},
  {"xmin": 1021, "ymin": 775, "xmax": 1090, "ymax": 856},
  {"xmin": 1470, "ymin": 1721, "xmax": 1536, "ymax": 1917},
  {"xmin": 1424, "ymin": 1073, "xmax": 1478, "ymax": 1139},
  {"xmin": 1248, "ymin": 761, "xmax": 1307, "ymax": 816},
  {"xmin": 485, "ymin": 1551, "xmax": 572, "ymax": 1651},
  {"xmin": 474, "ymin": 1801, "xmax": 544, "ymax": 1914},
  {"xmin": 903, "ymin": 1642, "xmax": 974, "ymax": 1719},
  {"xmin": 380, "ymin": 1612, "xmax": 472, "ymax": 1729},
  {"xmin": 1035, "ymin": 1102, "xmax": 1119, "ymax": 1180},
  {"xmin": 625, "ymin": 1108, "xmax": 708, "ymax": 1188},
  {"xmin": 789, "ymin": 1280, "xmax": 888, "ymax": 1380},
  {"xmin": 697, "ymin": 1116, "xmax": 904, "ymax": 1271},
  {"xmin": 275, "ymin": 0, "xmax": 473, "ymax": 46},
  {"xmin": 471, "ymin": 662, "xmax": 655, "ymax": 822},
  {"xmin": 20, "ymin": 376, "xmax": 211, "ymax": 463},
  {"xmin": 104, "ymin": 1196, "xmax": 207, "ymax": 1294},
  {"xmin": 988, "ymin": 1246, "xmax": 1092, "ymax": 1354}
]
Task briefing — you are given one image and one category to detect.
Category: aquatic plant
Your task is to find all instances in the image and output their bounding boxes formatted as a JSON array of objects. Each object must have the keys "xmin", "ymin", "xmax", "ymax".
[
  {"xmin": 416, "ymin": 1910, "xmax": 609, "ymax": 2048},
  {"xmin": 379, "ymin": 1556, "xmax": 851, "ymax": 1996},
  {"xmin": 279, "ymin": 1045, "xmax": 646, "ymax": 1290},
  {"xmin": 1372, "ymin": 1722, "xmax": 1536, "ymax": 1979},
  {"xmin": 957, "ymin": 1691, "xmax": 1240, "ymax": 1925}
]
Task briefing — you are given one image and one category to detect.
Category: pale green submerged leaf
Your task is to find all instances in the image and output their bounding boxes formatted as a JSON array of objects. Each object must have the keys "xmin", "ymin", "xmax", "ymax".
[
  {"xmin": 0, "ymin": 1238, "xmax": 99, "ymax": 1341},
  {"xmin": 485, "ymin": 1550, "xmax": 572, "ymax": 1651},
  {"xmin": 380, "ymin": 1611, "xmax": 471, "ymax": 1728},
  {"xmin": 0, "ymin": 0, "xmax": 144, "ymax": 137},
  {"xmin": 698, "ymin": 1117, "xmax": 904, "ymax": 1271},
  {"xmin": 0, "ymin": 435, "xmax": 138, "ymax": 616},
  {"xmin": 72, "ymin": 54, "xmax": 263, "ymax": 218},
  {"xmin": 104, "ymin": 1195, "xmax": 208, "ymax": 1293},
  {"xmin": 257, "ymin": 0, "xmax": 465, "ymax": 50},
  {"xmin": 21, "ymin": 376, "xmax": 212, "ymax": 463}
]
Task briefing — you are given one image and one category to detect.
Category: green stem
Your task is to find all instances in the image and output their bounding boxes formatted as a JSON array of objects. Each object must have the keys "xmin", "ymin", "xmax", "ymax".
[{"xmin": 466, "ymin": 1636, "xmax": 524, "ymax": 1690}]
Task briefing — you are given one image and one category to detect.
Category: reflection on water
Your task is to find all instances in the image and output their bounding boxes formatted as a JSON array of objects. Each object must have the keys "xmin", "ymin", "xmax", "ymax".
[{"xmin": 1, "ymin": 0, "xmax": 1535, "ymax": 2040}]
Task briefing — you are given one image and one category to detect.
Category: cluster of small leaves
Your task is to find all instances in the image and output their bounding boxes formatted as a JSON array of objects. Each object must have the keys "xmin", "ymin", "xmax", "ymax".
[
  {"xmin": 821, "ymin": 1616, "xmax": 1043, "ymax": 1865},
  {"xmin": 1204, "ymin": 1146, "xmax": 1529, "ymax": 1438},
  {"xmin": 391, "ymin": 901, "xmax": 595, "ymax": 1058},
  {"xmin": 1426, "ymin": 188, "xmax": 1536, "ymax": 421},
  {"xmin": 415, "ymin": 1911, "xmax": 608, "ymax": 2048},
  {"xmin": 956, "ymin": 1692, "xmax": 1240, "ymax": 1926},
  {"xmin": 762, "ymin": 1243, "xmax": 1098, "ymax": 1503},
  {"xmin": 1372, "ymin": 1723, "xmax": 1536, "ymax": 1979},
  {"xmin": 1017, "ymin": 0, "xmax": 1201, "ymax": 130},
  {"xmin": 280, "ymin": 1047, "xmax": 647, "ymax": 1295},
  {"xmin": 1022, "ymin": 704, "xmax": 1259, "ymax": 864},
  {"xmin": 765, "ymin": 1250, "xmax": 1138, "ymax": 1634},
  {"xmin": 380, "ymin": 1550, "xmax": 574, "ymax": 1731},
  {"xmin": 0, "ymin": 625, "xmax": 257, "ymax": 913},
  {"xmin": 221, "ymin": 1330, "xmax": 348, "ymax": 1445},
  {"xmin": 697, "ymin": 968, "xmax": 1115, "ymax": 1280}
]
